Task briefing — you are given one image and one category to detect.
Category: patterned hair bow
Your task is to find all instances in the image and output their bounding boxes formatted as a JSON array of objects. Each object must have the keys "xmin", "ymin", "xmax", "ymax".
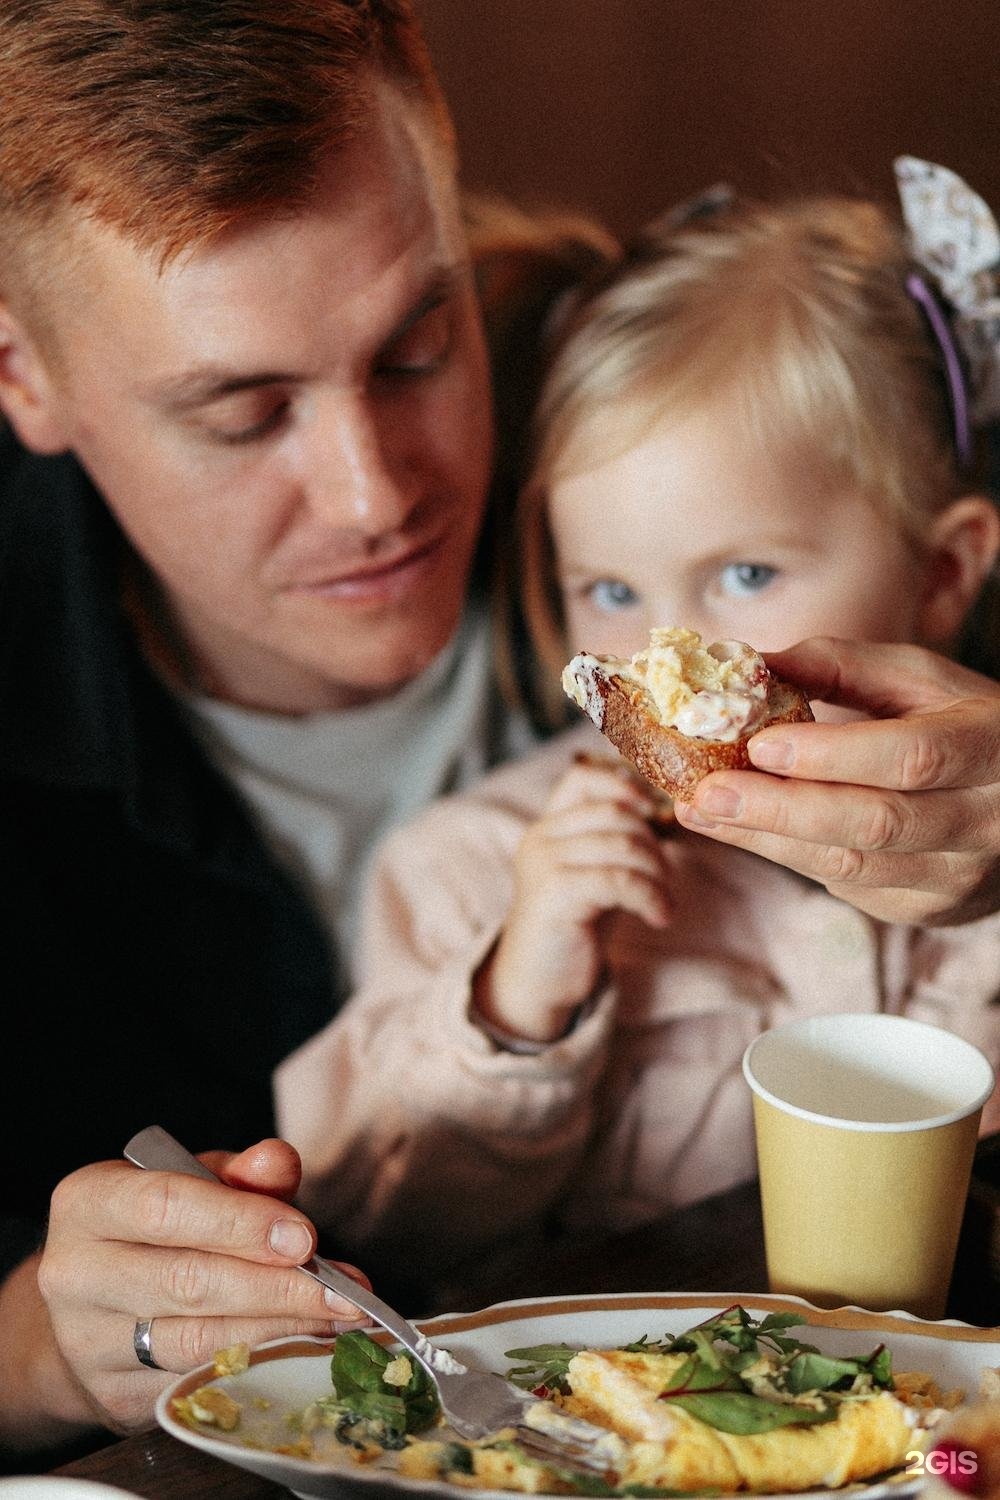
[{"xmin": 895, "ymin": 156, "xmax": 1000, "ymax": 431}]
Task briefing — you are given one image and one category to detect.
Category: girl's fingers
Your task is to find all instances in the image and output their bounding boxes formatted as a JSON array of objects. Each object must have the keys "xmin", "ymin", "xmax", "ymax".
[
  {"xmin": 548, "ymin": 759, "xmax": 655, "ymax": 815},
  {"xmin": 549, "ymin": 830, "xmax": 669, "ymax": 882},
  {"xmin": 541, "ymin": 800, "xmax": 659, "ymax": 838},
  {"xmin": 559, "ymin": 864, "xmax": 672, "ymax": 929}
]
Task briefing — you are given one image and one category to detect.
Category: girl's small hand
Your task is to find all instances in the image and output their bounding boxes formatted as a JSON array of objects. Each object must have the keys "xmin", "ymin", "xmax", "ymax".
[{"xmin": 474, "ymin": 761, "xmax": 672, "ymax": 1043}]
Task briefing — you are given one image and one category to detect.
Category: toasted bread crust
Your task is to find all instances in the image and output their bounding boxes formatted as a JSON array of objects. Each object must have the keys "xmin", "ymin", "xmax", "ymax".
[{"xmin": 594, "ymin": 674, "xmax": 814, "ymax": 799}]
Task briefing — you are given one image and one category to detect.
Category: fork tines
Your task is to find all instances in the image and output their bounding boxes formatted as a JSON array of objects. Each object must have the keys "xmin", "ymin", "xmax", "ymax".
[{"xmin": 513, "ymin": 1424, "xmax": 619, "ymax": 1480}]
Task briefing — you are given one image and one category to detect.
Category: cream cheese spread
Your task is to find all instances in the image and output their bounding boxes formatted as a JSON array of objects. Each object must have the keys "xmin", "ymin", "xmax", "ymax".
[
  {"xmin": 413, "ymin": 1333, "xmax": 467, "ymax": 1377},
  {"xmin": 563, "ymin": 628, "xmax": 773, "ymax": 743}
]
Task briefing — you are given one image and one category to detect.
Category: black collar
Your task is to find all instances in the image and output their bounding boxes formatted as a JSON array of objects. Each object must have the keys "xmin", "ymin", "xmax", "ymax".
[
  {"xmin": 0, "ymin": 429, "xmax": 259, "ymax": 867},
  {"xmin": 0, "ymin": 428, "xmax": 135, "ymax": 790}
]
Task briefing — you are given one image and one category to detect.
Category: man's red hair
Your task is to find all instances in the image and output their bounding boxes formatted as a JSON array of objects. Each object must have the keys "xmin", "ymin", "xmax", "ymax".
[{"xmin": 0, "ymin": 0, "xmax": 448, "ymax": 261}]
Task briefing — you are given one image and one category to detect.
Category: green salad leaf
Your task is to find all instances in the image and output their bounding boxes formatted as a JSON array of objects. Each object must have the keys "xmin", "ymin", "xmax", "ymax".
[
  {"xmin": 504, "ymin": 1304, "xmax": 894, "ymax": 1437},
  {"xmin": 784, "ymin": 1345, "xmax": 892, "ymax": 1396},
  {"xmin": 666, "ymin": 1391, "xmax": 838, "ymax": 1434},
  {"xmin": 324, "ymin": 1330, "xmax": 439, "ymax": 1441},
  {"xmin": 505, "ymin": 1342, "xmax": 578, "ymax": 1393},
  {"xmin": 659, "ymin": 1355, "xmax": 742, "ymax": 1396}
]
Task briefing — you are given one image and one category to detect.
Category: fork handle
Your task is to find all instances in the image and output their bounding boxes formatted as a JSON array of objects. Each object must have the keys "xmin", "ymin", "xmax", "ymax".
[
  {"xmin": 122, "ymin": 1126, "xmax": 436, "ymax": 1376},
  {"xmin": 124, "ymin": 1125, "xmax": 219, "ymax": 1180}
]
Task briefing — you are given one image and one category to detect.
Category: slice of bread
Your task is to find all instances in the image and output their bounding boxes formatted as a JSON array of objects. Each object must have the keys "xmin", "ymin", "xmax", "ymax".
[{"xmin": 563, "ymin": 633, "xmax": 813, "ymax": 799}]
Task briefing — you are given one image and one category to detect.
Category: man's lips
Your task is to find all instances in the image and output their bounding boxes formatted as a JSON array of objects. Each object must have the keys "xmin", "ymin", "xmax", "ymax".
[{"xmin": 285, "ymin": 535, "xmax": 446, "ymax": 603}]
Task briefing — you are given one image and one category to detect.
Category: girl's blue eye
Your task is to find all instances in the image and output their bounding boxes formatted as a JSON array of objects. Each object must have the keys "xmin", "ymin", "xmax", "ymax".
[
  {"xmin": 588, "ymin": 578, "xmax": 639, "ymax": 612},
  {"xmin": 720, "ymin": 563, "xmax": 777, "ymax": 598}
]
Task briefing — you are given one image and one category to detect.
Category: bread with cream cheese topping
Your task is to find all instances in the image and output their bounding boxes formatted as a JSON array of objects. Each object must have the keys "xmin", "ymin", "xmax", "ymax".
[{"xmin": 562, "ymin": 629, "xmax": 813, "ymax": 799}]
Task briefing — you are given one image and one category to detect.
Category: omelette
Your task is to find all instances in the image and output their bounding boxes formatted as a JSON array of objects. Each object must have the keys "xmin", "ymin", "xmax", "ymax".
[{"xmin": 398, "ymin": 1307, "xmax": 925, "ymax": 1495}]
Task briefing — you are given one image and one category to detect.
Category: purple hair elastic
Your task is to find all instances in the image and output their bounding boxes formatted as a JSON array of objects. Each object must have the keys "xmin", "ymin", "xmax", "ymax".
[{"xmin": 905, "ymin": 270, "xmax": 972, "ymax": 471}]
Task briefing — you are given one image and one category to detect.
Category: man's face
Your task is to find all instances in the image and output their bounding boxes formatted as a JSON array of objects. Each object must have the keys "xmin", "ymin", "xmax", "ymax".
[{"xmin": 24, "ymin": 82, "xmax": 494, "ymax": 712}]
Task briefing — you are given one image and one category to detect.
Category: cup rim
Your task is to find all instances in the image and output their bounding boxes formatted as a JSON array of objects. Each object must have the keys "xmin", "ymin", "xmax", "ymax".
[{"xmin": 742, "ymin": 1014, "xmax": 995, "ymax": 1133}]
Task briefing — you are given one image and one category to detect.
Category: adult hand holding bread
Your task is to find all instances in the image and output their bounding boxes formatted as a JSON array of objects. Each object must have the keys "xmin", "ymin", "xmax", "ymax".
[{"xmin": 673, "ymin": 637, "xmax": 1000, "ymax": 927}]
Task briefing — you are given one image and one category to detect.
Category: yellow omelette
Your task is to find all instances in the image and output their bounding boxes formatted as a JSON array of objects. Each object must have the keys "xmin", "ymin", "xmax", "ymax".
[{"xmin": 399, "ymin": 1345, "xmax": 918, "ymax": 1495}]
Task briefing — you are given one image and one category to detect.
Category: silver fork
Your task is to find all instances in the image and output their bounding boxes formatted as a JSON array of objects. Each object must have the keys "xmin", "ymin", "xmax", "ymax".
[{"xmin": 123, "ymin": 1126, "xmax": 617, "ymax": 1478}]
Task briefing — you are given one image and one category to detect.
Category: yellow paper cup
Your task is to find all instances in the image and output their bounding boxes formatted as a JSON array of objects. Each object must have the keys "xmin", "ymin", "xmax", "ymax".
[{"xmin": 743, "ymin": 1014, "xmax": 994, "ymax": 1319}]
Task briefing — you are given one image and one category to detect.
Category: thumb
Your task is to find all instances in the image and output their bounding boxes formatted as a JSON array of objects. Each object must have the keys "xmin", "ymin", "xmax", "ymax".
[{"xmin": 202, "ymin": 1138, "xmax": 303, "ymax": 1203}]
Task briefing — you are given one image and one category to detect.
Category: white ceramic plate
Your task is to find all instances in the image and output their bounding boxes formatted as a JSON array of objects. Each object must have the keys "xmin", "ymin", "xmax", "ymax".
[
  {"xmin": 156, "ymin": 1290, "xmax": 1000, "ymax": 1500},
  {"xmin": 0, "ymin": 1484, "xmax": 143, "ymax": 1497}
]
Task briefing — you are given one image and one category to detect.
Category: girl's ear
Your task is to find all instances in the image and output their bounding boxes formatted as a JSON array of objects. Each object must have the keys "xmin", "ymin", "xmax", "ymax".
[
  {"xmin": 919, "ymin": 495, "xmax": 1000, "ymax": 648},
  {"xmin": 0, "ymin": 303, "xmax": 72, "ymax": 453}
]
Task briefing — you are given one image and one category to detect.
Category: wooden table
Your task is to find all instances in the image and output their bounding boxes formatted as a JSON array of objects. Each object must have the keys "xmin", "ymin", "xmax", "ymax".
[{"xmin": 50, "ymin": 1171, "xmax": 1000, "ymax": 1499}]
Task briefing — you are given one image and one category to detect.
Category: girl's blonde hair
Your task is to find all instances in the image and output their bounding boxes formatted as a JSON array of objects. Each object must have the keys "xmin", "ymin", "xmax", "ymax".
[{"xmin": 514, "ymin": 193, "xmax": 1000, "ymax": 723}]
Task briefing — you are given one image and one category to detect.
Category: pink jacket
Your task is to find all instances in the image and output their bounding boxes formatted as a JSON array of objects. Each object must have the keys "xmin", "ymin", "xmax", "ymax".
[{"xmin": 276, "ymin": 724, "xmax": 1000, "ymax": 1273}]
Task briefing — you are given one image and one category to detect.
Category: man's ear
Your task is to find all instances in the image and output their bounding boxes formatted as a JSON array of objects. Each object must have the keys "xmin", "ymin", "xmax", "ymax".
[
  {"xmin": 0, "ymin": 302, "xmax": 72, "ymax": 453},
  {"xmin": 919, "ymin": 495, "xmax": 1000, "ymax": 647}
]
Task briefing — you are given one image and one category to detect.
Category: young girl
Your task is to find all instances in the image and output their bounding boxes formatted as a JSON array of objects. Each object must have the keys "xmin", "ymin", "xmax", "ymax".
[{"xmin": 276, "ymin": 172, "xmax": 1000, "ymax": 1283}]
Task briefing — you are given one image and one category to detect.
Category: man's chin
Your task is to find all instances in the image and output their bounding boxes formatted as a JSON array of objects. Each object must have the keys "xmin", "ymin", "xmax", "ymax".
[{"xmin": 314, "ymin": 619, "xmax": 463, "ymax": 703}]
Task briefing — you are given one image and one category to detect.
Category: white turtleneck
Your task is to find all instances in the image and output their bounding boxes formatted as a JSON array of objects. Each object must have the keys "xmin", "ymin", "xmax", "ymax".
[{"xmin": 185, "ymin": 606, "xmax": 531, "ymax": 982}]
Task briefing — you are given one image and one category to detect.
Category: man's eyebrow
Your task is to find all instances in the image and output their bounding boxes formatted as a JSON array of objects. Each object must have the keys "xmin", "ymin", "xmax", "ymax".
[
  {"xmin": 152, "ymin": 369, "xmax": 290, "ymax": 412},
  {"xmin": 383, "ymin": 265, "xmax": 462, "ymax": 343},
  {"xmin": 148, "ymin": 265, "xmax": 466, "ymax": 413}
]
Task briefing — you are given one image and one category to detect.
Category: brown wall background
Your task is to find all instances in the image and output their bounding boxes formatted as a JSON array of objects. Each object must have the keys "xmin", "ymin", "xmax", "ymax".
[{"xmin": 417, "ymin": 1, "xmax": 1000, "ymax": 239}]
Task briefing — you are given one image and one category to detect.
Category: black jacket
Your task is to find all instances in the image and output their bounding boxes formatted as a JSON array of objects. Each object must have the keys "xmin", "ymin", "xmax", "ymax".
[{"xmin": 0, "ymin": 428, "xmax": 339, "ymax": 1278}]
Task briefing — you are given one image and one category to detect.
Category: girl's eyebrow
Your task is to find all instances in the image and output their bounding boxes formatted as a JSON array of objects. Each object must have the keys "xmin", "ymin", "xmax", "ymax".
[
  {"xmin": 557, "ymin": 565, "xmax": 628, "ymax": 582},
  {"xmin": 146, "ymin": 265, "xmax": 464, "ymax": 412}
]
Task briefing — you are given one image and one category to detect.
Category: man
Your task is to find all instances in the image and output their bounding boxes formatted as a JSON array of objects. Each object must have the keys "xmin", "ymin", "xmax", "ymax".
[
  {"xmin": 1, "ymin": 0, "xmax": 999, "ymax": 1464},
  {"xmin": 0, "ymin": 0, "xmax": 503, "ymax": 1456}
]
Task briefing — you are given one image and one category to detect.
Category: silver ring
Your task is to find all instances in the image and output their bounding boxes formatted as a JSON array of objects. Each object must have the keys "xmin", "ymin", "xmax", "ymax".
[{"xmin": 133, "ymin": 1318, "xmax": 162, "ymax": 1371}]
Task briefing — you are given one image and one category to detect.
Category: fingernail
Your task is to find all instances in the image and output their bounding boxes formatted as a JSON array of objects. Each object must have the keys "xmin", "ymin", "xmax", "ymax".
[
  {"xmin": 325, "ymin": 1288, "xmax": 361, "ymax": 1314},
  {"xmin": 676, "ymin": 804, "xmax": 717, "ymax": 829},
  {"xmin": 269, "ymin": 1219, "xmax": 312, "ymax": 1260},
  {"xmin": 331, "ymin": 1312, "xmax": 373, "ymax": 1332},
  {"xmin": 750, "ymin": 738, "xmax": 793, "ymax": 771},
  {"xmin": 699, "ymin": 786, "xmax": 742, "ymax": 818}
]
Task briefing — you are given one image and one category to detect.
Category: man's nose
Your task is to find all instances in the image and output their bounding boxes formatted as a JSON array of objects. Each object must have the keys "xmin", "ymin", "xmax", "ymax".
[{"xmin": 302, "ymin": 392, "xmax": 416, "ymax": 533}]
